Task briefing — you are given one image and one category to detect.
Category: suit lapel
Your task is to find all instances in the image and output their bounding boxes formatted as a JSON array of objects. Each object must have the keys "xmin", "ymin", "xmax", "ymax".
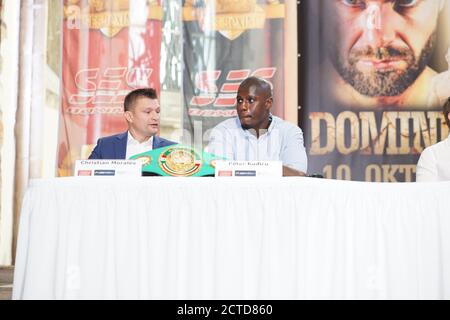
[
  {"xmin": 153, "ymin": 136, "xmax": 161, "ymax": 150},
  {"xmin": 115, "ymin": 132, "xmax": 128, "ymax": 159},
  {"xmin": 115, "ymin": 133, "xmax": 167, "ymax": 158}
]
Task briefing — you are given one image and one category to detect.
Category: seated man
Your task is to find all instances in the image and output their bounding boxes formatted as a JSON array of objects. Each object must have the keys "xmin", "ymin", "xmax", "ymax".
[
  {"xmin": 416, "ymin": 98, "xmax": 450, "ymax": 182},
  {"xmin": 89, "ymin": 88, "xmax": 176, "ymax": 159},
  {"xmin": 206, "ymin": 76, "xmax": 307, "ymax": 176}
]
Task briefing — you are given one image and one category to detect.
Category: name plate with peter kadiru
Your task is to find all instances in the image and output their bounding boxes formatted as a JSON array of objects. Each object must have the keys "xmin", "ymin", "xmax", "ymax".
[
  {"xmin": 214, "ymin": 160, "xmax": 282, "ymax": 177},
  {"xmin": 74, "ymin": 160, "xmax": 141, "ymax": 177}
]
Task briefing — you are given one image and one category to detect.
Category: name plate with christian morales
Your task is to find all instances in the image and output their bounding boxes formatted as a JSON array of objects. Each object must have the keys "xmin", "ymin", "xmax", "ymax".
[
  {"xmin": 74, "ymin": 160, "xmax": 142, "ymax": 177},
  {"xmin": 214, "ymin": 160, "xmax": 283, "ymax": 177}
]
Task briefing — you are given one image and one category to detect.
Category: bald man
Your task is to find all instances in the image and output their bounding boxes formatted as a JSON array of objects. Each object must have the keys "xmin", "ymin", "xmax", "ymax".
[{"xmin": 206, "ymin": 76, "xmax": 307, "ymax": 176}]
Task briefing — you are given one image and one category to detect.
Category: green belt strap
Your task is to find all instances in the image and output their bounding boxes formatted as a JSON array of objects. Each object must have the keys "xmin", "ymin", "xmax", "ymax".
[{"xmin": 130, "ymin": 144, "xmax": 226, "ymax": 177}]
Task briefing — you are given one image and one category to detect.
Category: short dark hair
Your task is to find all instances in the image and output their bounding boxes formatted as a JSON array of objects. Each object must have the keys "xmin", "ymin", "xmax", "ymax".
[
  {"xmin": 124, "ymin": 88, "xmax": 158, "ymax": 112},
  {"xmin": 444, "ymin": 97, "xmax": 450, "ymax": 128},
  {"xmin": 238, "ymin": 76, "xmax": 273, "ymax": 98}
]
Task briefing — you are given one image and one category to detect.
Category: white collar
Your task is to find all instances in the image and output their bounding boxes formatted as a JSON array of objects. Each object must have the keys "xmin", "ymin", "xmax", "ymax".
[
  {"xmin": 127, "ymin": 131, "xmax": 153, "ymax": 146},
  {"xmin": 239, "ymin": 114, "xmax": 276, "ymax": 138}
]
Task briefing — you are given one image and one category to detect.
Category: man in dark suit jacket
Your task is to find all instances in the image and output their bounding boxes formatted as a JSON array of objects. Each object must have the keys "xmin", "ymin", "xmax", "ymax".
[{"xmin": 89, "ymin": 88, "xmax": 176, "ymax": 159}]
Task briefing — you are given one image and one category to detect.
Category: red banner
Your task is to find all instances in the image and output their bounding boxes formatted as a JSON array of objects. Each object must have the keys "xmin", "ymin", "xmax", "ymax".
[
  {"xmin": 57, "ymin": 0, "xmax": 162, "ymax": 176},
  {"xmin": 182, "ymin": 0, "xmax": 286, "ymax": 138}
]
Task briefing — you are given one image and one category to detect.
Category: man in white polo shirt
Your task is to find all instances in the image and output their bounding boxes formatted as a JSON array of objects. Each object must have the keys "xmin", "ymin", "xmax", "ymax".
[
  {"xmin": 89, "ymin": 88, "xmax": 176, "ymax": 160},
  {"xmin": 206, "ymin": 76, "xmax": 307, "ymax": 176},
  {"xmin": 416, "ymin": 97, "xmax": 450, "ymax": 182}
]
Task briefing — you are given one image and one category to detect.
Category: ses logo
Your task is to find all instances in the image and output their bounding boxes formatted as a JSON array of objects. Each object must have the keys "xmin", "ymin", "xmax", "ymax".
[
  {"xmin": 65, "ymin": 67, "xmax": 153, "ymax": 115},
  {"xmin": 69, "ymin": 67, "xmax": 153, "ymax": 105},
  {"xmin": 189, "ymin": 67, "xmax": 276, "ymax": 109}
]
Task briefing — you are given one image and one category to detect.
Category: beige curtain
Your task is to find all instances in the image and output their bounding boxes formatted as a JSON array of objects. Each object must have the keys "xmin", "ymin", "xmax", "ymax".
[
  {"xmin": 0, "ymin": 0, "xmax": 4, "ymax": 265},
  {"xmin": 12, "ymin": 0, "xmax": 47, "ymax": 264},
  {"xmin": 0, "ymin": 0, "xmax": 20, "ymax": 266},
  {"xmin": 0, "ymin": 0, "xmax": 48, "ymax": 266},
  {"xmin": 0, "ymin": 0, "xmax": 3, "ymax": 229}
]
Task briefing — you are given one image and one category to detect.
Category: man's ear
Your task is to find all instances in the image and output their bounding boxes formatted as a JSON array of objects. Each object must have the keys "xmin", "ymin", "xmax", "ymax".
[
  {"xmin": 124, "ymin": 110, "xmax": 133, "ymax": 123},
  {"xmin": 265, "ymin": 97, "xmax": 273, "ymax": 111}
]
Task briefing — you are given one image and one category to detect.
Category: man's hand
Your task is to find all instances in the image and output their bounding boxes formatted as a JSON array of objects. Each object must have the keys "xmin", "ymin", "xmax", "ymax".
[{"xmin": 282, "ymin": 166, "xmax": 306, "ymax": 177}]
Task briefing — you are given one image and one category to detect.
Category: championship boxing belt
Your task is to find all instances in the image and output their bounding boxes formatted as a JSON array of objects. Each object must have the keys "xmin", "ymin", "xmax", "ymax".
[{"xmin": 130, "ymin": 144, "xmax": 226, "ymax": 177}]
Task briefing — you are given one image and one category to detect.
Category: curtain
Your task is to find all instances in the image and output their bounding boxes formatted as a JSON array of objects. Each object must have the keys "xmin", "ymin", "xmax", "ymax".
[
  {"xmin": 0, "ymin": 0, "xmax": 21, "ymax": 266},
  {"xmin": 9, "ymin": 0, "xmax": 47, "ymax": 265},
  {"xmin": 0, "ymin": 0, "xmax": 5, "ymax": 265}
]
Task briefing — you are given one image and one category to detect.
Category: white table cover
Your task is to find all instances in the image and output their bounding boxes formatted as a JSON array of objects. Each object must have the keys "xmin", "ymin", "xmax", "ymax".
[{"xmin": 12, "ymin": 177, "xmax": 450, "ymax": 299}]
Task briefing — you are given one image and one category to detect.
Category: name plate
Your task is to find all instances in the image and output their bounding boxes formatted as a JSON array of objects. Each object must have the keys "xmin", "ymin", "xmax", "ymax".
[
  {"xmin": 214, "ymin": 160, "xmax": 282, "ymax": 177},
  {"xmin": 74, "ymin": 160, "xmax": 141, "ymax": 177}
]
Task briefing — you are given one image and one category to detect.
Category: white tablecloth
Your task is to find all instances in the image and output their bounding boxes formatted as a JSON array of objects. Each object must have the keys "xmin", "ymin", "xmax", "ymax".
[{"xmin": 12, "ymin": 177, "xmax": 450, "ymax": 299}]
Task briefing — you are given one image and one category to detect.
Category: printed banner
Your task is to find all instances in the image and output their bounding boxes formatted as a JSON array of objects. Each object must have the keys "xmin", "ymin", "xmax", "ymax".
[
  {"xmin": 182, "ymin": 0, "xmax": 286, "ymax": 143},
  {"xmin": 57, "ymin": 0, "xmax": 162, "ymax": 176},
  {"xmin": 301, "ymin": 0, "xmax": 450, "ymax": 182}
]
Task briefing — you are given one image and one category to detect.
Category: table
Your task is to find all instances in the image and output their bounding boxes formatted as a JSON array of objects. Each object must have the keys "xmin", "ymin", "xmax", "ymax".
[{"xmin": 12, "ymin": 177, "xmax": 450, "ymax": 299}]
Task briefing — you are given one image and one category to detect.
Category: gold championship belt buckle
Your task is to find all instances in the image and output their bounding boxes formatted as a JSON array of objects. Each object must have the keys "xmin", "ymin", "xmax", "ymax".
[{"xmin": 158, "ymin": 146, "xmax": 202, "ymax": 177}]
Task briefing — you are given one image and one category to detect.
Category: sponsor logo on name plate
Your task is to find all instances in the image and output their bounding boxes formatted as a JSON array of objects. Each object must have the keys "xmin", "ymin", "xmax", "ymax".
[{"xmin": 158, "ymin": 147, "xmax": 202, "ymax": 177}]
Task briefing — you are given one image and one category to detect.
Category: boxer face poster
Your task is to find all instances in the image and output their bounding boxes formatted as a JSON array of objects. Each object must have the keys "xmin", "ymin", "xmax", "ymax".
[{"xmin": 300, "ymin": 0, "xmax": 450, "ymax": 181}]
